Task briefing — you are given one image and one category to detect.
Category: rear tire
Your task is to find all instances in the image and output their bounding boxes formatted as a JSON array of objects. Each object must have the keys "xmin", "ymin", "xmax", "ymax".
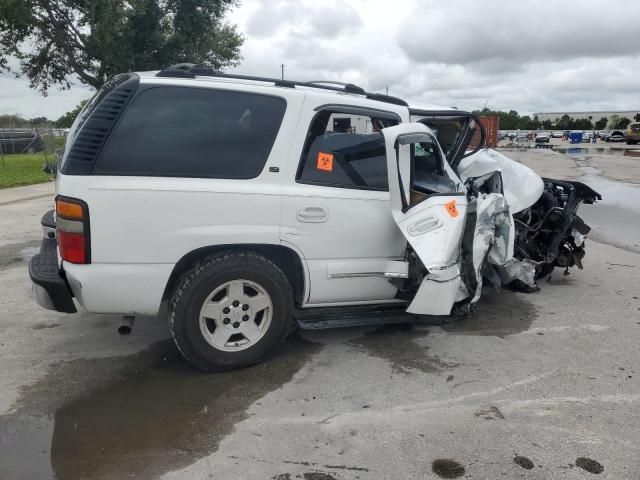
[{"xmin": 169, "ymin": 251, "xmax": 293, "ymax": 372}]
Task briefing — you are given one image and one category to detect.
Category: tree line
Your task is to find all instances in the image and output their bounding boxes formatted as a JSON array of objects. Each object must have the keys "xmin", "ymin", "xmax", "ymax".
[
  {"xmin": 0, "ymin": 105, "xmax": 86, "ymax": 129},
  {"xmin": 473, "ymin": 108, "xmax": 634, "ymax": 131}
]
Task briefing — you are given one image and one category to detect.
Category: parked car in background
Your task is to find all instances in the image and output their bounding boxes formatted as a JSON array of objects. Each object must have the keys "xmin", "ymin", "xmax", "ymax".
[
  {"xmin": 599, "ymin": 130, "xmax": 610, "ymax": 139},
  {"xmin": 551, "ymin": 131, "xmax": 563, "ymax": 138},
  {"xmin": 535, "ymin": 131, "xmax": 551, "ymax": 143},
  {"xmin": 605, "ymin": 130, "xmax": 626, "ymax": 142},
  {"xmin": 0, "ymin": 130, "xmax": 45, "ymax": 154},
  {"xmin": 581, "ymin": 131, "xmax": 592, "ymax": 143},
  {"xmin": 626, "ymin": 122, "xmax": 640, "ymax": 144}
]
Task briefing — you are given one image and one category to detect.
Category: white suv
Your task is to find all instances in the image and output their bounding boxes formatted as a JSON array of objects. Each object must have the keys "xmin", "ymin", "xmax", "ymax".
[{"xmin": 30, "ymin": 64, "xmax": 598, "ymax": 371}]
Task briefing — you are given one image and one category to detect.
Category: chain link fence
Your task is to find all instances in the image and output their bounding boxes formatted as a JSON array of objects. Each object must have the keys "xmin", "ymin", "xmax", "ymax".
[{"xmin": 0, "ymin": 120, "xmax": 66, "ymax": 171}]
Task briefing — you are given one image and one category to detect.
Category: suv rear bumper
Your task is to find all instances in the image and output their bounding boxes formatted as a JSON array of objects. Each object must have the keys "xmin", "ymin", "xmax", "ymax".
[{"xmin": 29, "ymin": 237, "xmax": 77, "ymax": 313}]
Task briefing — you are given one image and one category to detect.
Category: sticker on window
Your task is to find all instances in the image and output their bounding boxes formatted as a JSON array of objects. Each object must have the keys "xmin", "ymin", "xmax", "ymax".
[
  {"xmin": 316, "ymin": 152, "xmax": 334, "ymax": 172},
  {"xmin": 444, "ymin": 200, "xmax": 459, "ymax": 218}
]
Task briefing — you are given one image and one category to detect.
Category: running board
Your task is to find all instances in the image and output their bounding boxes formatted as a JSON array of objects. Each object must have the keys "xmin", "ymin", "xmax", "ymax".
[{"xmin": 295, "ymin": 304, "xmax": 446, "ymax": 330}]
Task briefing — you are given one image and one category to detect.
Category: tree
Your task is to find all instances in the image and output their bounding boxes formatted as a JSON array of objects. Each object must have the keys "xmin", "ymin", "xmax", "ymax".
[
  {"xmin": 556, "ymin": 114, "xmax": 574, "ymax": 131},
  {"xmin": 54, "ymin": 100, "xmax": 88, "ymax": 128},
  {"xmin": 0, "ymin": 114, "xmax": 27, "ymax": 128},
  {"xmin": 516, "ymin": 115, "xmax": 539, "ymax": 130},
  {"xmin": 608, "ymin": 115, "xmax": 631, "ymax": 130},
  {"xmin": 573, "ymin": 118, "xmax": 593, "ymax": 130},
  {"xmin": 0, "ymin": 0, "xmax": 243, "ymax": 94},
  {"xmin": 594, "ymin": 117, "xmax": 608, "ymax": 130},
  {"xmin": 541, "ymin": 119, "xmax": 553, "ymax": 130}
]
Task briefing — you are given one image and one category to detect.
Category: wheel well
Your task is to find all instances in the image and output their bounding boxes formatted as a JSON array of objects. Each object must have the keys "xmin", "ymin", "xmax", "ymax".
[{"xmin": 162, "ymin": 244, "xmax": 306, "ymax": 306}]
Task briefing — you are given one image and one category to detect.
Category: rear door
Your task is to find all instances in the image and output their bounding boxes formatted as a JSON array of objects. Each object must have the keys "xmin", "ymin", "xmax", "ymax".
[{"xmin": 382, "ymin": 123, "xmax": 470, "ymax": 315}]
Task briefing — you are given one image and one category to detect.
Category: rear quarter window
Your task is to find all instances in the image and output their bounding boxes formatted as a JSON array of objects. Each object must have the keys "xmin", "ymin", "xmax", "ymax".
[{"xmin": 96, "ymin": 87, "xmax": 286, "ymax": 179}]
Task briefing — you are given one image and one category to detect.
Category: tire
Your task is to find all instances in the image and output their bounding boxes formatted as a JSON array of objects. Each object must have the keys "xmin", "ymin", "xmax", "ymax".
[{"xmin": 169, "ymin": 251, "xmax": 294, "ymax": 372}]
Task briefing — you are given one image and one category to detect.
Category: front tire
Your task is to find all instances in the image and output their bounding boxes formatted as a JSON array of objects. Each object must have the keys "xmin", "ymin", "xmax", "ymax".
[{"xmin": 169, "ymin": 251, "xmax": 293, "ymax": 372}]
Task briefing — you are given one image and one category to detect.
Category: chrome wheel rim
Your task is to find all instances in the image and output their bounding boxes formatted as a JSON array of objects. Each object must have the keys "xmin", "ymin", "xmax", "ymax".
[{"xmin": 199, "ymin": 279, "xmax": 273, "ymax": 352}]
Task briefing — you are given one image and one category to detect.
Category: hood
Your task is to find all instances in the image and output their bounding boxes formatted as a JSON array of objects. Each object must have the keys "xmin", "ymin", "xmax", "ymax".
[{"xmin": 457, "ymin": 149, "xmax": 544, "ymax": 213}]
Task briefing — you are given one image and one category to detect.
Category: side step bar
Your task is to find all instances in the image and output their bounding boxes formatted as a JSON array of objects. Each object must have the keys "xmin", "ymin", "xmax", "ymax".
[{"xmin": 295, "ymin": 304, "xmax": 446, "ymax": 330}]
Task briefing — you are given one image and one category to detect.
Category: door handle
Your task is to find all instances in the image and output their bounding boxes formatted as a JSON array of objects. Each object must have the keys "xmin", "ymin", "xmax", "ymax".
[
  {"xmin": 297, "ymin": 205, "xmax": 329, "ymax": 223},
  {"xmin": 408, "ymin": 216, "xmax": 441, "ymax": 236}
]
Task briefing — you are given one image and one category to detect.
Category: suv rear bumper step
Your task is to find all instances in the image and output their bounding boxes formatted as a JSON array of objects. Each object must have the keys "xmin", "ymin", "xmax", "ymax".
[{"xmin": 29, "ymin": 238, "xmax": 77, "ymax": 313}]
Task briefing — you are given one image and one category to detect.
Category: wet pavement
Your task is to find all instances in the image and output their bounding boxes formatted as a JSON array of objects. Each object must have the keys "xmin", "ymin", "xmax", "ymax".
[
  {"xmin": 1, "ymin": 172, "xmax": 640, "ymax": 479},
  {"xmin": 557, "ymin": 146, "xmax": 640, "ymax": 253},
  {"xmin": 2, "ymin": 337, "xmax": 321, "ymax": 480}
]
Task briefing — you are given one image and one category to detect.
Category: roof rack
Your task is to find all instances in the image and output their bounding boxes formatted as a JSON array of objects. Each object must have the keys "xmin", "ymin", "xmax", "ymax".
[{"xmin": 156, "ymin": 63, "xmax": 408, "ymax": 107}]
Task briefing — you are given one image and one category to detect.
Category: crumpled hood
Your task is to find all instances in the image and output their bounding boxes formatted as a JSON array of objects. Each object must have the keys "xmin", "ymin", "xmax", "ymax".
[{"xmin": 458, "ymin": 149, "xmax": 544, "ymax": 213}]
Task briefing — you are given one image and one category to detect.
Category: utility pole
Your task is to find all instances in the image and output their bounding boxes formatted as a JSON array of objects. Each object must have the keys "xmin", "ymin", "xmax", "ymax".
[{"xmin": 280, "ymin": 64, "xmax": 285, "ymax": 80}]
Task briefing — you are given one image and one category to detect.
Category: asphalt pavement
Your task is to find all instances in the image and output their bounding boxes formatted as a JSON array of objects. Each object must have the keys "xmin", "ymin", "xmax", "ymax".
[{"xmin": 0, "ymin": 149, "xmax": 639, "ymax": 480}]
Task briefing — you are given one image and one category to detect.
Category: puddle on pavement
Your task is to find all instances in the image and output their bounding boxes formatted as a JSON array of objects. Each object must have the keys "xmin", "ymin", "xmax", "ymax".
[
  {"xmin": 514, "ymin": 455, "xmax": 535, "ymax": 470},
  {"xmin": 555, "ymin": 147, "xmax": 635, "ymax": 157},
  {"xmin": 576, "ymin": 174, "xmax": 640, "ymax": 253},
  {"xmin": 554, "ymin": 147, "xmax": 640, "ymax": 252},
  {"xmin": 431, "ymin": 458, "xmax": 465, "ymax": 478},
  {"xmin": 441, "ymin": 289, "xmax": 537, "ymax": 337},
  {"xmin": 3, "ymin": 335, "xmax": 320, "ymax": 480},
  {"xmin": 0, "ymin": 240, "xmax": 40, "ymax": 269},
  {"xmin": 575, "ymin": 457, "xmax": 604, "ymax": 474},
  {"xmin": 347, "ymin": 323, "xmax": 456, "ymax": 375}
]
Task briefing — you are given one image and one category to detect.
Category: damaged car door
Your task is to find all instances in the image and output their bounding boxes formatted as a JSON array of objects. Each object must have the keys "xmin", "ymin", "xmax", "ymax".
[
  {"xmin": 382, "ymin": 123, "xmax": 516, "ymax": 315},
  {"xmin": 382, "ymin": 123, "xmax": 470, "ymax": 315}
]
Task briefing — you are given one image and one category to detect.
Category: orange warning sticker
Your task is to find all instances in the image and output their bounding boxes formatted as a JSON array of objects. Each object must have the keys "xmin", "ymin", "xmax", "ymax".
[
  {"xmin": 444, "ymin": 200, "xmax": 459, "ymax": 218},
  {"xmin": 316, "ymin": 152, "xmax": 334, "ymax": 172}
]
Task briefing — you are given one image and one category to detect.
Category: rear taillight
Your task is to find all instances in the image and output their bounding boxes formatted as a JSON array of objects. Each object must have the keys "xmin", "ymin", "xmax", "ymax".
[{"xmin": 56, "ymin": 196, "xmax": 90, "ymax": 264}]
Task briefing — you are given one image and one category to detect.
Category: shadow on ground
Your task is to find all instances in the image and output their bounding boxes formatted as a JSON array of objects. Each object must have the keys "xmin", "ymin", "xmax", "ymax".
[
  {"xmin": 3, "ymin": 336, "xmax": 321, "ymax": 480},
  {"xmin": 441, "ymin": 290, "xmax": 537, "ymax": 337}
]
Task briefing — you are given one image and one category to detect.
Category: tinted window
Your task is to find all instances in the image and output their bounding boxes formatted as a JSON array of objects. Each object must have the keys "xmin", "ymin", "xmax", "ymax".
[
  {"xmin": 61, "ymin": 73, "xmax": 133, "ymax": 169},
  {"xmin": 297, "ymin": 112, "xmax": 397, "ymax": 190},
  {"xmin": 97, "ymin": 87, "xmax": 286, "ymax": 178}
]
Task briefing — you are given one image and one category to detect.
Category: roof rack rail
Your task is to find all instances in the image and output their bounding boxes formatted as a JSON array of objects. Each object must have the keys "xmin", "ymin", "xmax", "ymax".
[
  {"xmin": 155, "ymin": 63, "xmax": 409, "ymax": 107},
  {"xmin": 306, "ymin": 81, "xmax": 366, "ymax": 95},
  {"xmin": 365, "ymin": 93, "xmax": 408, "ymax": 107}
]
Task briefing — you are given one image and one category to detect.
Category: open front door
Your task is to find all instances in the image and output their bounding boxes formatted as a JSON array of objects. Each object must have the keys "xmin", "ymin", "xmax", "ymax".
[{"xmin": 382, "ymin": 123, "xmax": 470, "ymax": 315}]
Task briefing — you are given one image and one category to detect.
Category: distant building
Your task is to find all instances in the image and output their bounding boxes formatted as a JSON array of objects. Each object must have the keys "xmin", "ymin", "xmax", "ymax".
[{"xmin": 532, "ymin": 110, "xmax": 640, "ymax": 125}]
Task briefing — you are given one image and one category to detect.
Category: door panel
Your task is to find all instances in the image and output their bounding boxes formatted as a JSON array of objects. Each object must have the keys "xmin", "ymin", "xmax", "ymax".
[
  {"xmin": 280, "ymin": 183, "xmax": 406, "ymax": 304},
  {"xmin": 280, "ymin": 101, "xmax": 410, "ymax": 305},
  {"xmin": 382, "ymin": 123, "xmax": 470, "ymax": 315}
]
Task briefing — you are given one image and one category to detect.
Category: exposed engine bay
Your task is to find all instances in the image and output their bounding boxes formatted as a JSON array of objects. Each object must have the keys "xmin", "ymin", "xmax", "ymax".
[{"xmin": 513, "ymin": 178, "xmax": 602, "ymax": 280}]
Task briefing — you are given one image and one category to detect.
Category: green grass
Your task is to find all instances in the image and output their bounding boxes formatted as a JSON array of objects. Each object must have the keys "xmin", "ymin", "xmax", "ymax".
[{"xmin": 0, "ymin": 153, "xmax": 52, "ymax": 189}]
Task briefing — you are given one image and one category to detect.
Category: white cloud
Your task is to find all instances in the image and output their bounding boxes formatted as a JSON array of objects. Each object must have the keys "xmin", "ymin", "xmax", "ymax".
[
  {"xmin": 228, "ymin": 0, "xmax": 640, "ymax": 114},
  {"xmin": 0, "ymin": 65, "xmax": 93, "ymax": 120},
  {"xmin": 2, "ymin": 0, "xmax": 640, "ymax": 118}
]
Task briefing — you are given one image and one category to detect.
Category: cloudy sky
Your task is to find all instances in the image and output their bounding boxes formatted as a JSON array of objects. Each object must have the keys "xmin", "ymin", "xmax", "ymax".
[{"xmin": 2, "ymin": 0, "xmax": 640, "ymax": 119}]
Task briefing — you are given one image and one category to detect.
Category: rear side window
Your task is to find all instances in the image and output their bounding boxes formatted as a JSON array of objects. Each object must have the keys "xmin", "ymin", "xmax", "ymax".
[
  {"xmin": 96, "ymin": 87, "xmax": 286, "ymax": 179},
  {"xmin": 297, "ymin": 111, "xmax": 398, "ymax": 190}
]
